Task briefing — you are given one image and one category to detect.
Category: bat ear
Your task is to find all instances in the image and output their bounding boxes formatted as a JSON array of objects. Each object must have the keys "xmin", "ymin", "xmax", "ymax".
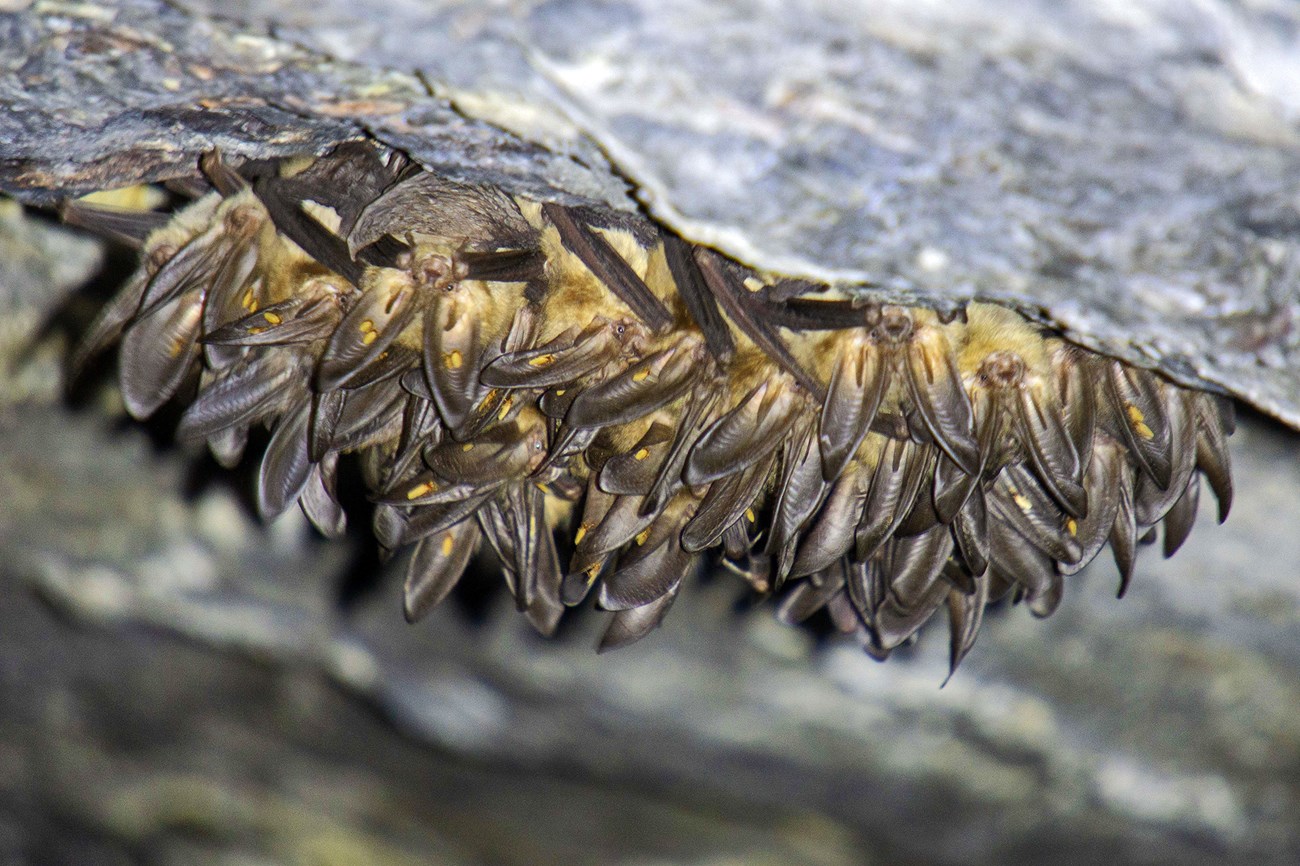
[
  {"xmin": 950, "ymin": 487, "xmax": 989, "ymax": 579},
  {"xmin": 904, "ymin": 324, "xmax": 980, "ymax": 476},
  {"xmin": 1104, "ymin": 361, "xmax": 1174, "ymax": 489},
  {"xmin": 256, "ymin": 397, "xmax": 313, "ymax": 520},
  {"xmin": 316, "ymin": 270, "xmax": 422, "ymax": 391},
  {"xmin": 684, "ymin": 380, "xmax": 801, "ymax": 486},
  {"xmin": 945, "ymin": 571, "xmax": 991, "ymax": 681},
  {"xmin": 598, "ymin": 586, "xmax": 680, "ymax": 652},
  {"xmin": 681, "ymin": 453, "xmax": 773, "ymax": 554},
  {"xmin": 598, "ymin": 421, "xmax": 676, "ymax": 496},
  {"xmin": 791, "ymin": 460, "xmax": 868, "ymax": 577},
  {"xmin": 202, "ymin": 296, "xmax": 339, "ymax": 347},
  {"xmin": 403, "ymin": 520, "xmax": 481, "ymax": 623},
  {"xmin": 481, "ymin": 324, "xmax": 617, "ymax": 389},
  {"xmin": 818, "ymin": 335, "xmax": 887, "ymax": 481},
  {"xmin": 860, "ymin": 527, "xmax": 954, "ymax": 654},
  {"xmin": 988, "ymin": 464, "xmax": 1083, "ymax": 566},
  {"xmin": 564, "ymin": 338, "xmax": 703, "ymax": 431},
  {"xmin": 1014, "ymin": 382, "xmax": 1087, "ymax": 518},
  {"xmin": 776, "ymin": 564, "xmax": 846, "ymax": 625},
  {"xmin": 854, "ymin": 437, "xmax": 931, "ymax": 562},
  {"xmin": 175, "ymin": 353, "xmax": 294, "ymax": 443},
  {"xmin": 118, "ymin": 289, "xmax": 203, "ymax": 420},
  {"xmin": 1191, "ymin": 393, "xmax": 1233, "ymax": 523}
]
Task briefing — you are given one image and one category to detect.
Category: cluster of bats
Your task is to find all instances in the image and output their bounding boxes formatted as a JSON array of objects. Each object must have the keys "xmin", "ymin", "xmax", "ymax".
[{"xmin": 63, "ymin": 141, "xmax": 1233, "ymax": 670}]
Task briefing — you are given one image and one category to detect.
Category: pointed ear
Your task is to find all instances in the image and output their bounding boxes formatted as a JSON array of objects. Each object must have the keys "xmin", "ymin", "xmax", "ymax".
[
  {"xmin": 950, "ymin": 487, "xmax": 989, "ymax": 579},
  {"xmin": 575, "ymin": 493, "xmax": 659, "ymax": 560},
  {"xmin": 565, "ymin": 338, "xmax": 703, "ymax": 430},
  {"xmin": 1162, "ymin": 474, "xmax": 1200, "ymax": 558},
  {"xmin": 404, "ymin": 519, "xmax": 481, "ymax": 623},
  {"xmin": 599, "ymin": 500, "xmax": 698, "ymax": 611},
  {"xmin": 681, "ymin": 453, "xmax": 774, "ymax": 554},
  {"xmin": 765, "ymin": 425, "xmax": 827, "ymax": 588},
  {"xmin": 118, "ymin": 289, "xmax": 203, "ymax": 420},
  {"xmin": 203, "ymin": 296, "xmax": 339, "ymax": 347},
  {"xmin": 1060, "ymin": 439, "xmax": 1124, "ymax": 577},
  {"xmin": 1014, "ymin": 383, "xmax": 1087, "ymax": 518},
  {"xmin": 684, "ymin": 380, "xmax": 801, "ymax": 486},
  {"xmin": 818, "ymin": 336, "xmax": 887, "ymax": 481},
  {"xmin": 904, "ymin": 325, "xmax": 980, "ymax": 476},
  {"xmin": 988, "ymin": 464, "xmax": 1083, "ymax": 566},
  {"xmin": 136, "ymin": 221, "xmax": 229, "ymax": 316},
  {"xmin": 176, "ymin": 354, "xmax": 295, "ymax": 443},
  {"xmin": 1053, "ymin": 346, "xmax": 1097, "ymax": 473},
  {"xmin": 991, "ymin": 526, "xmax": 1063, "ymax": 619},
  {"xmin": 421, "ymin": 294, "xmax": 486, "ymax": 432},
  {"xmin": 1132, "ymin": 388, "xmax": 1199, "ymax": 527},
  {"xmin": 854, "ymin": 437, "xmax": 931, "ymax": 562},
  {"xmin": 300, "ymin": 457, "xmax": 348, "ymax": 539},
  {"xmin": 257, "ymin": 397, "xmax": 314, "ymax": 520},
  {"xmin": 866, "ymin": 527, "xmax": 953, "ymax": 652},
  {"xmin": 1104, "ymin": 362, "xmax": 1174, "ymax": 489},
  {"xmin": 643, "ymin": 384, "xmax": 722, "ymax": 516},
  {"xmin": 598, "ymin": 422, "xmax": 676, "ymax": 497},
  {"xmin": 1191, "ymin": 393, "xmax": 1233, "ymax": 523},
  {"xmin": 1108, "ymin": 465, "xmax": 1139, "ymax": 598},
  {"xmin": 791, "ymin": 461, "xmax": 868, "ymax": 577},
  {"xmin": 481, "ymin": 323, "xmax": 618, "ymax": 389},
  {"xmin": 316, "ymin": 272, "xmax": 422, "ymax": 391},
  {"xmin": 597, "ymin": 586, "xmax": 680, "ymax": 652},
  {"xmin": 945, "ymin": 570, "xmax": 991, "ymax": 681},
  {"xmin": 776, "ymin": 565, "xmax": 846, "ymax": 625}
]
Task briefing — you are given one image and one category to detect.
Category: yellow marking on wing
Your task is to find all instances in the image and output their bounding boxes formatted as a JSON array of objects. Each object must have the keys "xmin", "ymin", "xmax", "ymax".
[
  {"xmin": 407, "ymin": 481, "xmax": 437, "ymax": 500},
  {"xmin": 262, "ymin": 311, "xmax": 282, "ymax": 325},
  {"xmin": 440, "ymin": 534, "xmax": 455, "ymax": 557},
  {"xmin": 444, "ymin": 350, "xmax": 463, "ymax": 370},
  {"xmin": 528, "ymin": 354, "xmax": 555, "ymax": 367},
  {"xmin": 633, "ymin": 448, "xmax": 650, "ymax": 461},
  {"xmin": 1127, "ymin": 404, "xmax": 1155, "ymax": 440}
]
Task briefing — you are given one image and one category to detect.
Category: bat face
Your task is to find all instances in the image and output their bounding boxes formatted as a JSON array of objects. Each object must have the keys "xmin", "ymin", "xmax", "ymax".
[{"xmin": 66, "ymin": 143, "xmax": 1234, "ymax": 672}]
